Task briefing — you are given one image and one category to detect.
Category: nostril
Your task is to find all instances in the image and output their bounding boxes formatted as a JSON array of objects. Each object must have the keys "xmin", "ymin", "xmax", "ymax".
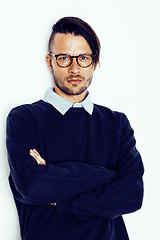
[{"xmin": 69, "ymin": 68, "xmax": 80, "ymax": 73}]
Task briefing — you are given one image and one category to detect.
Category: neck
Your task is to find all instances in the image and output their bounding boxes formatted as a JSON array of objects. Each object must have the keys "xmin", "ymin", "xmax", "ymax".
[{"xmin": 54, "ymin": 85, "xmax": 87, "ymax": 103}]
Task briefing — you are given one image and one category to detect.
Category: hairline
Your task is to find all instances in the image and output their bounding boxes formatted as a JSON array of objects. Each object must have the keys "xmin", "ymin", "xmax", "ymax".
[{"xmin": 48, "ymin": 32, "xmax": 98, "ymax": 66}]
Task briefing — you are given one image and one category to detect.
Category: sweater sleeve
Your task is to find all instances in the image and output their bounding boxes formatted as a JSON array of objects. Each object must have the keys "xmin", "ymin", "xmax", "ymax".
[
  {"xmin": 6, "ymin": 106, "xmax": 117, "ymax": 205},
  {"xmin": 60, "ymin": 113, "xmax": 144, "ymax": 219}
]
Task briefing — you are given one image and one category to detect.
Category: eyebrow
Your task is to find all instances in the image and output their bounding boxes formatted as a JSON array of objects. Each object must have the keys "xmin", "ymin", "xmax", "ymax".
[{"xmin": 54, "ymin": 53, "xmax": 92, "ymax": 56}]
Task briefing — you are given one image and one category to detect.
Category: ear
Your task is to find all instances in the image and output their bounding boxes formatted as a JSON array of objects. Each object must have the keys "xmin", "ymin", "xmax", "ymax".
[{"xmin": 46, "ymin": 54, "xmax": 53, "ymax": 72}]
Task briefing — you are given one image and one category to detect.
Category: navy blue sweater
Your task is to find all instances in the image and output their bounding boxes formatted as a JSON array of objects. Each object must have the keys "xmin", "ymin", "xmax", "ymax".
[{"xmin": 6, "ymin": 100, "xmax": 144, "ymax": 240}]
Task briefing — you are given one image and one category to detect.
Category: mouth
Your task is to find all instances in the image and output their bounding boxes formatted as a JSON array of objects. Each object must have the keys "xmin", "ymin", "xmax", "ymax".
[{"xmin": 67, "ymin": 79, "xmax": 82, "ymax": 84}]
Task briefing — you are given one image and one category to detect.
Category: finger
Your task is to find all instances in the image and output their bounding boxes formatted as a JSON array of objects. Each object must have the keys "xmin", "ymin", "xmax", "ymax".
[
  {"xmin": 29, "ymin": 150, "xmax": 46, "ymax": 165},
  {"xmin": 29, "ymin": 152, "xmax": 42, "ymax": 165},
  {"xmin": 33, "ymin": 149, "xmax": 40, "ymax": 156},
  {"xmin": 29, "ymin": 151, "xmax": 41, "ymax": 162},
  {"xmin": 35, "ymin": 154, "xmax": 46, "ymax": 165},
  {"xmin": 30, "ymin": 150, "xmax": 41, "ymax": 160},
  {"xmin": 31, "ymin": 149, "xmax": 46, "ymax": 163},
  {"xmin": 50, "ymin": 202, "xmax": 57, "ymax": 206},
  {"xmin": 30, "ymin": 149, "xmax": 46, "ymax": 165}
]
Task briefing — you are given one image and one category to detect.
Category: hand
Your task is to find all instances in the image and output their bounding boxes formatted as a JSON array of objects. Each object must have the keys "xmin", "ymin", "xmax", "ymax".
[{"xmin": 29, "ymin": 149, "xmax": 46, "ymax": 165}]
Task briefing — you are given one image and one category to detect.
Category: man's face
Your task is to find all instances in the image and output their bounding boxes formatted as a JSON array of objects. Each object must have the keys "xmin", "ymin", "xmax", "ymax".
[{"xmin": 47, "ymin": 33, "xmax": 97, "ymax": 95}]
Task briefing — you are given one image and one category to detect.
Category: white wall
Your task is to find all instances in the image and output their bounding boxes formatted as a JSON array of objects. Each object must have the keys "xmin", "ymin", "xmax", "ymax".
[{"xmin": 0, "ymin": 0, "xmax": 159, "ymax": 239}]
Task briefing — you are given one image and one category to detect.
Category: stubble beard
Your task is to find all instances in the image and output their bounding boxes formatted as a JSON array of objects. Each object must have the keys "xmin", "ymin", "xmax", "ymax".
[{"xmin": 53, "ymin": 73, "xmax": 93, "ymax": 96}]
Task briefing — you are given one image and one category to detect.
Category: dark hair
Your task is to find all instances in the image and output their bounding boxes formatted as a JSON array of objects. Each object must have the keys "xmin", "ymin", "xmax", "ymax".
[{"xmin": 48, "ymin": 17, "xmax": 101, "ymax": 66}]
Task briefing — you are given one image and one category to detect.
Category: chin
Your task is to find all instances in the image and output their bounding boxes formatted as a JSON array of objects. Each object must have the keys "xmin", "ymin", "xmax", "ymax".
[{"xmin": 63, "ymin": 87, "xmax": 87, "ymax": 96}]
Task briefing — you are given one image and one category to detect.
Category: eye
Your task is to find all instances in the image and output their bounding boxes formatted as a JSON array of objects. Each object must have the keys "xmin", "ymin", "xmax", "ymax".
[
  {"xmin": 59, "ymin": 56, "xmax": 68, "ymax": 61},
  {"xmin": 80, "ymin": 55, "xmax": 88, "ymax": 60},
  {"xmin": 79, "ymin": 55, "xmax": 91, "ymax": 61}
]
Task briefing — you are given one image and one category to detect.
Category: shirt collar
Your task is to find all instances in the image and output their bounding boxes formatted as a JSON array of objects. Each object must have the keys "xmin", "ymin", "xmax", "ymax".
[{"xmin": 45, "ymin": 88, "xmax": 94, "ymax": 115}]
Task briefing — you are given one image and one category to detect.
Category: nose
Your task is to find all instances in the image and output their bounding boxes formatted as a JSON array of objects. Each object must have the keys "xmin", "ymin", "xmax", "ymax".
[{"xmin": 68, "ymin": 58, "xmax": 80, "ymax": 74}]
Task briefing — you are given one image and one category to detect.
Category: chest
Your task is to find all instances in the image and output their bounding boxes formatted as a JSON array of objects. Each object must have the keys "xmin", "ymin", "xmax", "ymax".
[{"xmin": 36, "ymin": 112, "xmax": 120, "ymax": 169}]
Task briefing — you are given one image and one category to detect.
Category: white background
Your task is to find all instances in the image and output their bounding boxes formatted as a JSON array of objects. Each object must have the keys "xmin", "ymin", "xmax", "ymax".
[{"xmin": 0, "ymin": 0, "xmax": 159, "ymax": 239}]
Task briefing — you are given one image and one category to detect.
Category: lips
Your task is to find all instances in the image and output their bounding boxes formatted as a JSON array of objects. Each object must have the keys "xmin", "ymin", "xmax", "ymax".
[{"xmin": 67, "ymin": 79, "xmax": 82, "ymax": 84}]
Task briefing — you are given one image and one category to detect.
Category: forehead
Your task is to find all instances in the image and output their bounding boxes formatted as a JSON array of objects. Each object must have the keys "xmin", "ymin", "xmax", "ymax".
[{"xmin": 50, "ymin": 33, "xmax": 92, "ymax": 55}]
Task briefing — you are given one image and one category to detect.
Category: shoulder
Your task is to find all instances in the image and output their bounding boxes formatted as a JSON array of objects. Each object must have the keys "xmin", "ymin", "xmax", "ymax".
[
  {"xmin": 94, "ymin": 103, "xmax": 127, "ymax": 121},
  {"xmin": 93, "ymin": 103, "xmax": 132, "ymax": 130},
  {"xmin": 93, "ymin": 104, "xmax": 133, "ymax": 135},
  {"xmin": 7, "ymin": 100, "xmax": 50, "ymax": 120}
]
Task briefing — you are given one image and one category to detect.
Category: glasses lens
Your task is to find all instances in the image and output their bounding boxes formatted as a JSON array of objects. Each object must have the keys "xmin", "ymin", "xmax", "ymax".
[
  {"xmin": 57, "ymin": 55, "xmax": 71, "ymax": 67},
  {"xmin": 78, "ymin": 54, "xmax": 93, "ymax": 67}
]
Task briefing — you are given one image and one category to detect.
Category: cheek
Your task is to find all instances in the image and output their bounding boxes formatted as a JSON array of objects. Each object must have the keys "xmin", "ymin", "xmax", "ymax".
[
  {"xmin": 53, "ymin": 66, "xmax": 67, "ymax": 77},
  {"xmin": 83, "ymin": 68, "xmax": 94, "ymax": 78},
  {"xmin": 52, "ymin": 60, "xmax": 66, "ymax": 76}
]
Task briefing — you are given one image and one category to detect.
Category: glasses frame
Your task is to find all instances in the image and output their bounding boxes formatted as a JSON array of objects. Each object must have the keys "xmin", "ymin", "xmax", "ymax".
[{"xmin": 48, "ymin": 52, "xmax": 96, "ymax": 68}]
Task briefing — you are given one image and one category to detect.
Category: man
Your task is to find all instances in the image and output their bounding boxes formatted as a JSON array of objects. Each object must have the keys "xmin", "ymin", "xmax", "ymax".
[{"xmin": 6, "ymin": 17, "xmax": 144, "ymax": 240}]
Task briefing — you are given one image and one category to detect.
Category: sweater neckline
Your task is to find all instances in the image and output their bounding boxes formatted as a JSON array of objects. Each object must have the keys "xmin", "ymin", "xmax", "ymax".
[{"xmin": 40, "ymin": 100, "xmax": 92, "ymax": 115}]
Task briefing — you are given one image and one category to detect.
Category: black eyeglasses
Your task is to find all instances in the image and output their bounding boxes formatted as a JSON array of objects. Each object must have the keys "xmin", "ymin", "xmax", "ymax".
[{"xmin": 48, "ymin": 52, "xmax": 96, "ymax": 68}]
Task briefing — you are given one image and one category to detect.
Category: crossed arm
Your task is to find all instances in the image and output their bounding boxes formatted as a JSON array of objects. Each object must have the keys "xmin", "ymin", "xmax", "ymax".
[
  {"xmin": 7, "ymin": 107, "xmax": 144, "ymax": 219},
  {"xmin": 29, "ymin": 145, "xmax": 143, "ymax": 218}
]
